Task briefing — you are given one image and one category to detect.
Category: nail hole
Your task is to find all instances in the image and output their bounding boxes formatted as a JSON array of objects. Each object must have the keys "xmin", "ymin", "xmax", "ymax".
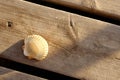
[{"xmin": 7, "ymin": 21, "xmax": 13, "ymax": 27}]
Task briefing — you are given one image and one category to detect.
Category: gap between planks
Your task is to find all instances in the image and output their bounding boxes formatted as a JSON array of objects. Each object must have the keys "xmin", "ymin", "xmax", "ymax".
[{"xmin": 27, "ymin": 0, "xmax": 120, "ymax": 25}]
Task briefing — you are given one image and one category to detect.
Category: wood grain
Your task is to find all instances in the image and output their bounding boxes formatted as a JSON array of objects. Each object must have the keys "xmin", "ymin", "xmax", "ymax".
[
  {"xmin": 44, "ymin": 0, "xmax": 120, "ymax": 20},
  {"xmin": 0, "ymin": 66, "xmax": 46, "ymax": 80},
  {"xmin": 0, "ymin": 0, "xmax": 120, "ymax": 80}
]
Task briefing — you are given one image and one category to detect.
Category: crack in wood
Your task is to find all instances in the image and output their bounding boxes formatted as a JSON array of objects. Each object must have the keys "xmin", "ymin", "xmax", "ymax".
[
  {"xmin": 68, "ymin": 14, "xmax": 78, "ymax": 42},
  {"xmin": 115, "ymin": 57, "xmax": 120, "ymax": 60}
]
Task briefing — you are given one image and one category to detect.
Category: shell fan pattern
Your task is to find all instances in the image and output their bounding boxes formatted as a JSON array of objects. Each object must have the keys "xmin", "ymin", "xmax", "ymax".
[{"xmin": 23, "ymin": 35, "xmax": 48, "ymax": 60}]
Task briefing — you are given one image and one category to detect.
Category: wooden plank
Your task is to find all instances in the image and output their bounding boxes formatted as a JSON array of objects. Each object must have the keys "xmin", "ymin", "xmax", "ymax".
[
  {"xmin": 0, "ymin": 66, "xmax": 46, "ymax": 80},
  {"xmin": 44, "ymin": 0, "xmax": 120, "ymax": 20},
  {"xmin": 0, "ymin": 0, "xmax": 120, "ymax": 80}
]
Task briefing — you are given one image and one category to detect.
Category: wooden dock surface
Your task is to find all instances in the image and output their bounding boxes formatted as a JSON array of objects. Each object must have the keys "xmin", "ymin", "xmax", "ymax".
[{"xmin": 0, "ymin": 0, "xmax": 120, "ymax": 80}]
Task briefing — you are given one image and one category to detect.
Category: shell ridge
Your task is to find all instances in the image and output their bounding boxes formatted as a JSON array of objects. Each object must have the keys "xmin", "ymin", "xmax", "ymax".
[{"xmin": 23, "ymin": 34, "xmax": 48, "ymax": 60}]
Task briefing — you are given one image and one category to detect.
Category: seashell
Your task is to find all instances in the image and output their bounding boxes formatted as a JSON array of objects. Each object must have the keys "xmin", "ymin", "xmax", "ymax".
[{"xmin": 22, "ymin": 35, "xmax": 48, "ymax": 60}]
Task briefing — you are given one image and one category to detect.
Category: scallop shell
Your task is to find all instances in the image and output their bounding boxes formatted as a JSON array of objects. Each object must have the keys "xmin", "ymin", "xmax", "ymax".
[{"xmin": 23, "ymin": 35, "xmax": 48, "ymax": 60}]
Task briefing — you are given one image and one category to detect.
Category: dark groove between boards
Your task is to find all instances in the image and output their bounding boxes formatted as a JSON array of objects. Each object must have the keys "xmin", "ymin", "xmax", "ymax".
[
  {"xmin": 0, "ymin": 58, "xmax": 79, "ymax": 80},
  {"xmin": 25, "ymin": 0, "xmax": 120, "ymax": 25}
]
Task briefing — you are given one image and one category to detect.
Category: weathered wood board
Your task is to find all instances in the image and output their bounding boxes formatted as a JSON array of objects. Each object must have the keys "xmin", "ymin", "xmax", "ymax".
[
  {"xmin": 44, "ymin": 0, "xmax": 120, "ymax": 20},
  {"xmin": 0, "ymin": 0, "xmax": 120, "ymax": 80},
  {"xmin": 0, "ymin": 66, "xmax": 46, "ymax": 80}
]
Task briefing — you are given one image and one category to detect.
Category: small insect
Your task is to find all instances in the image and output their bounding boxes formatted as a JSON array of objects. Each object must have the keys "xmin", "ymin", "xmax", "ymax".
[{"xmin": 22, "ymin": 35, "xmax": 48, "ymax": 60}]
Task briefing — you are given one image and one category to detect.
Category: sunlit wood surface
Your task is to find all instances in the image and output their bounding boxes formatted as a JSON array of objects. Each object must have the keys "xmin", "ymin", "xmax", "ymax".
[{"xmin": 0, "ymin": 0, "xmax": 120, "ymax": 80}]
